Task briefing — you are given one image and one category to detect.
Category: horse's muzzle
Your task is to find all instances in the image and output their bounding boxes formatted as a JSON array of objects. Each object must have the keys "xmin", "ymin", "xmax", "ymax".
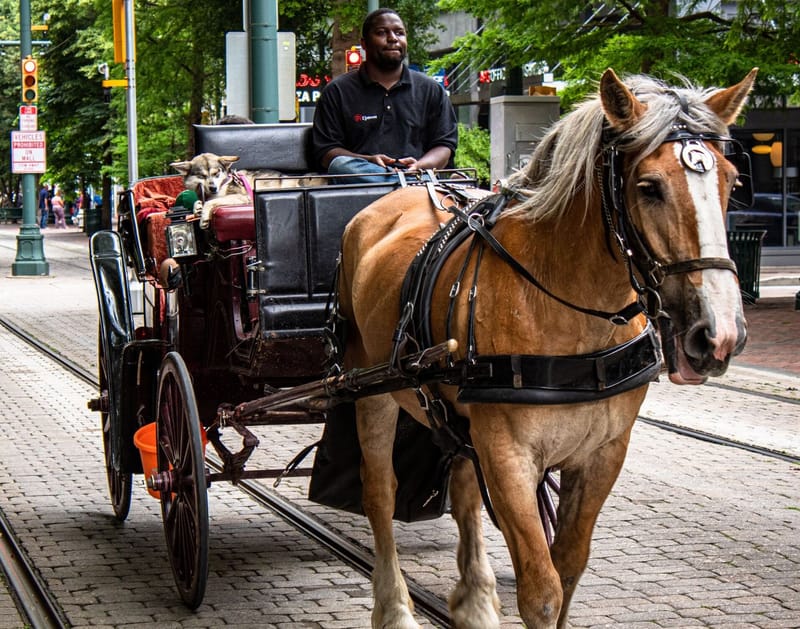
[{"xmin": 682, "ymin": 316, "xmax": 747, "ymax": 378}]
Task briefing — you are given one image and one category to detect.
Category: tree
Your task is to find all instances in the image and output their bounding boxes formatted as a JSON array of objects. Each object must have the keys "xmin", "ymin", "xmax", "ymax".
[
  {"xmin": 39, "ymin": 0, "xmax": 111, "ymax": 210},
  {"xmin": 1, "ymin": 0, "xmax": 447, "ymax": 204},
  {"xmin": 0, "ymin": 0, "xmax": 23, "ymax": 206},
  {"xmin": 435, "ymin": 0, "xmax": 800, "ymax": 108}
]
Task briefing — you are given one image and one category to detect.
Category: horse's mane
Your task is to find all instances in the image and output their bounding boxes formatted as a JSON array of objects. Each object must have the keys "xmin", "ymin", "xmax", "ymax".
[{"xmin": 506, "ymin": 73, "xmax": 732, "ymax": 221}]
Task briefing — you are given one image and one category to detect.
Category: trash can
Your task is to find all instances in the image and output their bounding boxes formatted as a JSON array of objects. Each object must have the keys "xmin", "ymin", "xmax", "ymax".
[
  {"xmin": 84, "ymin": 204, "xmax": 101, "ymax": 236},
  {"xmin": 726, "ymin": 230, "xmax": 766, "ymax": 304}
]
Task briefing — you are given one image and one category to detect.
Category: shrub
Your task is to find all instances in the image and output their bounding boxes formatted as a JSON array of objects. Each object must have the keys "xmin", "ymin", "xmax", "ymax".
[{"xmin": 454, "ymin": 123, "xmax": 491, "ymax": 187}]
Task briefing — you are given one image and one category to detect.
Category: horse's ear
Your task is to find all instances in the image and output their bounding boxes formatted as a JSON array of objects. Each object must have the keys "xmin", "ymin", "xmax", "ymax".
[
  {"xmin": 600, "ymin": 68, "xmax": 646, "ymax": 130},
  {"xmin": 704, "ymin": 68, "xmax": 759, "ymax": 125}
]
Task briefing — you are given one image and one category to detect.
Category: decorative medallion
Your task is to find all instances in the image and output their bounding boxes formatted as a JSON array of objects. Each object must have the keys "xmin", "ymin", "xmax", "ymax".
[{"xmin": 680, "ymin": 139, "xmax": 715, "ymax": 173}]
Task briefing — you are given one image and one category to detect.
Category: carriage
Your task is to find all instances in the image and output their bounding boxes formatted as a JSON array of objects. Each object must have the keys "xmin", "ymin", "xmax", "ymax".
[
  {"xmin": 90, "ymin": 69, "xmax": 756, "ymax": 627},
  {"xmin": 88, "ymin": 120, "xmax": 500, "ymax": 608}
]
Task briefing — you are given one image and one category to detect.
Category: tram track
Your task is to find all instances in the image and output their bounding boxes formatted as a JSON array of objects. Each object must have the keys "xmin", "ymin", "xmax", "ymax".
[
  {"xmin": 1, "ymin": 313, "xmax": 798, "ymax": 628},
  {"xmin": 0, "ymin": 510, "xmax": 68, "ymax": 629},
  {"xmin": 0, "ymin": 313, "xmax": 452, "ymax": 627}
]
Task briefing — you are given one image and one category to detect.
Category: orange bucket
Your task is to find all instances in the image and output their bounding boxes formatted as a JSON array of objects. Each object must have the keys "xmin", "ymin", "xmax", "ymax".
[{"xmin": 133, "ymin": 422, "xmax": 207, "ymax": 499}]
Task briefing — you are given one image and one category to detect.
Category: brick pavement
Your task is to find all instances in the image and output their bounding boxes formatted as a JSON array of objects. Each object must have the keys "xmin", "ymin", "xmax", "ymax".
[
  {"xmin": 737, "ymin": 296, "xmax": 800, "ymax": 376},
  {"xmin": 1, "ymin": 224, "xmax": 799, "ymax": 627}
]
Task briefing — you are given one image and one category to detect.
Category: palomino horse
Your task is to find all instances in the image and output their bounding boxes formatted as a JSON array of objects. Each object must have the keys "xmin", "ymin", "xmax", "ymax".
[{"xmin": 337, "ymin": 68, "xmax": 756, "ymax": 628}]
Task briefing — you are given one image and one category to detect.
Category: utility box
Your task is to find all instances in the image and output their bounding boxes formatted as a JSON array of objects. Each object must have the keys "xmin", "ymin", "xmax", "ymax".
[{"xmin": 489, "ymin": 95, "xmax": 560, "ymax": 184}]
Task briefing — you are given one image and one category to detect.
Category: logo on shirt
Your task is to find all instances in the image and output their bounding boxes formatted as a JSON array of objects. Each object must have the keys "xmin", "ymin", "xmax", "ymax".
[{"xmin": 353, "ymin": 113, "xmax": 378, "ymax": 123}]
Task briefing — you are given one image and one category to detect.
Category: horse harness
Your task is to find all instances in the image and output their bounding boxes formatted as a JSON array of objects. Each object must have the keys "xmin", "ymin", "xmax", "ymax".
[{"xmin": 326, "ymin": 125, "xmax": 746, "ymax": 526}]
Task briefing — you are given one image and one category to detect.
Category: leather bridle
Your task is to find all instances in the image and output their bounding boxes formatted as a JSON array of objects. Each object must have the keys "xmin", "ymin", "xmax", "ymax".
[{"xmin": 600, "ymin": 126, "xmax": 741, "ymax": 320}]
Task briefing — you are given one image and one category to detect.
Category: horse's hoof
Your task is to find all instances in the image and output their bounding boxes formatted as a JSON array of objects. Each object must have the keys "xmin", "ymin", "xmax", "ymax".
[{"xmin": 372, "ymin": 606, "xmax": 420, "ymax": 629}]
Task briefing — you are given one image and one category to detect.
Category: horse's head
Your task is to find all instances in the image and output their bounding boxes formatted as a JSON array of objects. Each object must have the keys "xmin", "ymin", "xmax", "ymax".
[{"xmin": 600, "ymin": 68, "xmax": 757, "ymax": 384}]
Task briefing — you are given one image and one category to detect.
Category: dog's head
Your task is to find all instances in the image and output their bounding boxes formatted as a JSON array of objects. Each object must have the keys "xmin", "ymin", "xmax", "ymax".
[{"xmin": 170, "ymin": 153, "xmax": 240, "ymax": 200}]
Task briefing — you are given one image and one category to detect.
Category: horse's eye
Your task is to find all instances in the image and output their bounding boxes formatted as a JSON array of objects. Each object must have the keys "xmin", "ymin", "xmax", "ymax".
[{"xmin": 636, "ymin": 180, "xmax": 663, "ymax": 202}]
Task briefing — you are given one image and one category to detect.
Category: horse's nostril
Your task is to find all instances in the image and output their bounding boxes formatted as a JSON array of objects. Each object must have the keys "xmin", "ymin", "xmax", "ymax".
[{"xmin": 684, "ymin": 321, "xmax": 712, "ymax": 361}]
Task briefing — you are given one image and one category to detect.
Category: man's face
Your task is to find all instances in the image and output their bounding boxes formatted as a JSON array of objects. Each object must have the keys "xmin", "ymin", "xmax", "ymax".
[{"xmin": 362, "ymin": 13, "xmax": 407, "ymax": 71}]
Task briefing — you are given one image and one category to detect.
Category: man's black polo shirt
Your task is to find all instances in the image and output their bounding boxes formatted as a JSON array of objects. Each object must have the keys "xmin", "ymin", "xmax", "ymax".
[{"xmin": 312, "ymin": 65, "xmax": 458, "ymax": 168}]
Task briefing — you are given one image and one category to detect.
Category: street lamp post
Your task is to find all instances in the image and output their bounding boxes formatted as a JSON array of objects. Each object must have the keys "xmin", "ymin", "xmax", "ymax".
[{"xmin": 13, "ymin": 0, "xmax": 49, "ymax": 276}]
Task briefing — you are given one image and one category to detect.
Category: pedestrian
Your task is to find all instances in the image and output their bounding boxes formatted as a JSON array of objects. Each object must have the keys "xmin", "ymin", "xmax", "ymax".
[
  {"xmin": 51, "ymin": 189, "xmax": 66, "ymax": 229},
  {"xmin": 38, "ymin": 183, "xmax": 50, "ymax": 228},
  {"xmin": 311, "ymin": 8, "xmax": 458, "ymax": 184}
]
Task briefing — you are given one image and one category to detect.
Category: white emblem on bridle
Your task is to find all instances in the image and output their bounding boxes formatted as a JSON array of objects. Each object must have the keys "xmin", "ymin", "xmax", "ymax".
[{"xmin": 681, "ymin": 139, "xmax": 715, "ymax": 173}]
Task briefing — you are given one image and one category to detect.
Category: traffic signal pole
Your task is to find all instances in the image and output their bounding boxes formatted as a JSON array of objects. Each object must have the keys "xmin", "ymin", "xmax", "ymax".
[
  {"xmin": 13, "ymin": 0, "xmax": 48, "ymax": 276},
  {"xmin": 123, "ymin": 0, "xmax": 138, "ymax": 184},
  {"xmin": 250, "ymin": 0, "xmax": 279, "ymax": 123}
]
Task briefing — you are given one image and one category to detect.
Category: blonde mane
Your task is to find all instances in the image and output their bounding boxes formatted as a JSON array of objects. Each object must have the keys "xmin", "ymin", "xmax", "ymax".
[{"xmin": 506, "ymin": 74, "xmax": 732, "ymax": 221}]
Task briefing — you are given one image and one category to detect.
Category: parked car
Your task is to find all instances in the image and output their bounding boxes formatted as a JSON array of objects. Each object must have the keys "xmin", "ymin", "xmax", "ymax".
[{"xmin": 727, "ymin": 193, "xmax": 800, "ymax": 246}]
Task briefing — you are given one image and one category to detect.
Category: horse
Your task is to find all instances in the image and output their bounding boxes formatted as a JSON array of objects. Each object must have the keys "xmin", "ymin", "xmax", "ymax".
[{"xmin": 336, "ymin": 67, "xmax": 757, "ymax": 628}]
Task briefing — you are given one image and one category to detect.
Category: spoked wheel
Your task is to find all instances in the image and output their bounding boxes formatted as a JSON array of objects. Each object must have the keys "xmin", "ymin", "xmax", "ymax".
[
  {"xmin": 98, "ymin": 333, "xmax": 132, "ymax": 521},
  {"xmin": 537, "ymin": 468, "xmax": 560, "ymax": 546},
  {"xmin": 154, "ymin": 351, "xmax": 209, "ymax": 610}
]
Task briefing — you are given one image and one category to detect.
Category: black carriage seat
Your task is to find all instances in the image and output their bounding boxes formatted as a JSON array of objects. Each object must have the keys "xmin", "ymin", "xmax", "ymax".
[
  {"xmin": 194, "ymin": 123, "xmax": 317, "ymax": 243},
  {"xmin": 193, "ymin": 123, "xmax": 396, "ymax": 336},
  {"xmin": 254, "ymin": 184, "xmax": 394, "ymax": 334}
]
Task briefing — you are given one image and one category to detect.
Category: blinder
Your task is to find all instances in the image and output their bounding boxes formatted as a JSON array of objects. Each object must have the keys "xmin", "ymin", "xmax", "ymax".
[
  {"xmin": 723, "ymin": 141, "xmax": 754, "ymax": 210},
  {"xmin": 661, "ymin": 128, "xmax": 754, "ymax": 211}
]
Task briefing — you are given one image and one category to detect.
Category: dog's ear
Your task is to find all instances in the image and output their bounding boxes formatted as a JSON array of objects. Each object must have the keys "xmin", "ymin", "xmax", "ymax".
[
  {"xmin": 171, "ymin": 160, "xmax": 192, "ymax": 176},
  {"xmin": 218, "ymin": 156, "xmax": 240, "ymax": 171}
]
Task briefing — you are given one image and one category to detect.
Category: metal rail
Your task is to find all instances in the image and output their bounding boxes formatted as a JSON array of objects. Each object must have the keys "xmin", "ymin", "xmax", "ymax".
[{"xmin": 0, "ymin": 509, "xmax": 68, "ymax": 629}]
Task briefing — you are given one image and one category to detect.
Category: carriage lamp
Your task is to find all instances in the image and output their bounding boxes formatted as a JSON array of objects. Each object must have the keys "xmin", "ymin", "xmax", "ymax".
[{"xmin": 166, "ymin": 222, "xmax": 198, "ymax": 258}]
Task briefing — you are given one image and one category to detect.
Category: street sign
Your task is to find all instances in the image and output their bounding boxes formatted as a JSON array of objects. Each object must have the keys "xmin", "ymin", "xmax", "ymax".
[
  {"xmin": 19, "ymin": 105, "xmax": 38, "ymax": 131},
  {"xmin": 11, "ymin": 130, "xmax": 46, "ymax": 174}
]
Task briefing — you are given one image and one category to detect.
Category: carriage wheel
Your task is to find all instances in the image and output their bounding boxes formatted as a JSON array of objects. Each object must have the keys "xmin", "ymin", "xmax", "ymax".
[
  {"xmin": 155, "ymin": 352, "xmax": 209, "ymax": 610},
  {"xmin": 536, "ymin": 469, "xmax": 559, "ymax": 547},
  {"xmin": 98, "ymin": 333, "xmax": 132, "ymax": 521}
]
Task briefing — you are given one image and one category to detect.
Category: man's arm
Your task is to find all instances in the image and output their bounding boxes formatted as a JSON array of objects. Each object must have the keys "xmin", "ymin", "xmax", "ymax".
[
  {"xmin": 319, "ymin": 147, "xmax": 399, "ymax": 171},
  {"xmin": 395, "ymin": 145, "xmax": 452, "ymax": 172}
]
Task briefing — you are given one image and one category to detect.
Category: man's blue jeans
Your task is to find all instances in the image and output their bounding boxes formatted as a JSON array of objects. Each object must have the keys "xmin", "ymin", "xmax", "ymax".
[{"xmin": 328, "ymin": 156, "xmax": 400, "ymax": 185}]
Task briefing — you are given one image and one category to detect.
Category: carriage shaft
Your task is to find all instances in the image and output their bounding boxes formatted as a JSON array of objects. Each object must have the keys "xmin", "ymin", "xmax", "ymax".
[{"xmin": 226, "ymin": 339, "xmax": 458, "ymax": 423}]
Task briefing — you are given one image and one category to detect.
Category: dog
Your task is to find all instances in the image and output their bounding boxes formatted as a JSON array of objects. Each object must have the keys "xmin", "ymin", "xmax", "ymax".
[{"xmin": 170, "ymin": 153, "xmax": 325, "ymax": 228}]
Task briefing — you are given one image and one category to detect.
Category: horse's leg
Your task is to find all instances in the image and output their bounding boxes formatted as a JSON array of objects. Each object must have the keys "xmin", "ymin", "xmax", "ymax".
[
  {"xmin": 475, "ymin": 435, "xmax": 563, "ymax": 628},
  {"xmin": 448, "ymin": 456, "xmax": 501, "ymax": 628},
  {"xmin": 357, "ymin": 394, "xmax": 420, "ymax": 629},
  {"xmin": 550, "ymin": 429, "xmax": 633, "ymax": 628}
]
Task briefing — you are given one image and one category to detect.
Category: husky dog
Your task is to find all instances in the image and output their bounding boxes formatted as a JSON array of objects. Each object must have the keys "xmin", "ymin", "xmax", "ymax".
[{"xmin": 170, "ymin": 153, "xmax": 325, "ymax": 228}]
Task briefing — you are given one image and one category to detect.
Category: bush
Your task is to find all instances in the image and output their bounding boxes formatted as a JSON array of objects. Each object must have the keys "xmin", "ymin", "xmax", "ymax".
[{"xmin": 454, "ymin": 123, "xmax": 491, "ymax": 187}]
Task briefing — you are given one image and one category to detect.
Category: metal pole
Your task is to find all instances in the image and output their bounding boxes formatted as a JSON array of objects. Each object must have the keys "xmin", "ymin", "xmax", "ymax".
[
  {"xmin": 124, "ymin": 0, "xmax": 138, "ymax": 183},
  {"xmin": 12, "ymin": 0, "xmax": 48, "ymax": 276},
  {"xmin": 367, "ymin": 0, "xmax": 379, "ymax": 12},
  {"xmin": 250, "ymin": 0, "xmax": 279, "ymax": 123}
]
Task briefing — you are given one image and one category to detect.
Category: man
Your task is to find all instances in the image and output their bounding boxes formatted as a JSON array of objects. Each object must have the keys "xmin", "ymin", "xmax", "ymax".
[
  {"xmin": 312, "ymin": 9, "xmax": 458, "ymax": 183},
  {"xmin": 38, "ymin": 183, "xmax": 50, "ymax": 228}
]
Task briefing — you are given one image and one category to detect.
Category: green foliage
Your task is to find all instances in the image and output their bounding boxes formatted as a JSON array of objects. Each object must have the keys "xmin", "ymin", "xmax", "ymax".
[
  {"xmin": 0, "ymin": 0, "xmax": 23, "ymax": 204},
  {"xmin": 434, "ymin": 0, "xmax": 800, "ymax": 109},
  {"xmin": 454, "ymin": 123, "xmax": 490, "ymax": 187},
  {"xmin": 6, "ymin": 0, "xmax": 796, "ymax": 208},
  {"xmin": 39, "ymin": 0, "xmax": 111, "ymax": 195}
]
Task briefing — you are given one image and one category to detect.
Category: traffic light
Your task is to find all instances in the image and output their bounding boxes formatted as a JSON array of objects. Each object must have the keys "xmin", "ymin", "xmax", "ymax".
[
  {"xmin": 21, "ymin": 56, "xmax": 38, "ymax": 103},
  {"xmin": 345, "ymin": 46, "xmax": 362, "ymax": 72}
]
